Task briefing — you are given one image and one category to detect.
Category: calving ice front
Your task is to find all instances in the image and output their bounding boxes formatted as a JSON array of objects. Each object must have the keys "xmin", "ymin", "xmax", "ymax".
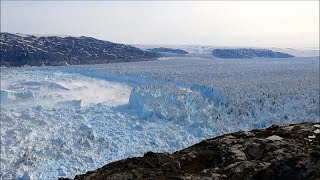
[
  {"xmin": 1, "ymin": 0, "xmax": 319, "ymax": 179},
  {"xmin": 1, "ymin": 57, "xmax": 319, "ymax": 179}
]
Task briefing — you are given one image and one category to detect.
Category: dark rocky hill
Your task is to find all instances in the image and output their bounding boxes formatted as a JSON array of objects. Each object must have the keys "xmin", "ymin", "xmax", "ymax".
[
  {"xmin": 212, "ymin": 48, "xmax": 294, "ymax": 59},
  {"xmin": 147, "ymin": 47, "xmax": 189, "ymax": 56},
  {"xmin": 62, "ymin": 122, "xmax": 320, "ymax": 180},
  {"xmin": 0, "ymin": 33, "xmax": 160, "ymax": 66}
]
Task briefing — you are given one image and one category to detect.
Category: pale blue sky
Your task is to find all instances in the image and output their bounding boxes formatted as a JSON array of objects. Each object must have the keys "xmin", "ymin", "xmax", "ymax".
[{"xmin": 1, "ymin": 1, "xmax": 319, "ymax": 48}]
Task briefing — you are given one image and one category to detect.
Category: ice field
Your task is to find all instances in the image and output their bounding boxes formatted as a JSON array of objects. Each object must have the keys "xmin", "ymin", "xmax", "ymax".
[{"xmin": 1, "ymin": 57, "xmax": 319, "ymax": 179}]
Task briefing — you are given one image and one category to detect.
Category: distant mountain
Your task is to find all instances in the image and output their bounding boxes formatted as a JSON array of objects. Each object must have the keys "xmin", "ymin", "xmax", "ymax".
[
  {"xmin": 212, "ymin": 48, "xmax": 294, "ymax": 59},
  {"xmin": 147, "ymin": 47, "xmax": 189, "ymax": 56},
  {"xmin": 0, "ymin": 33, "xmax": 160, "ymax": 66}
]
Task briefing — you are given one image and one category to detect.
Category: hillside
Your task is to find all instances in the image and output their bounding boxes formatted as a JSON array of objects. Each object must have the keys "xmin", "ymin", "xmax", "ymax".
[
  {"xmin": 147, "ymin": 47, "xmax": 189, "ymax": 56},
  {"xmin": 0, "ymin": 33, "xmax": 160, "ymax": 66},
  {"xmin": 212, "ymin": 48, "xmax": 294, "ymax": 59}
]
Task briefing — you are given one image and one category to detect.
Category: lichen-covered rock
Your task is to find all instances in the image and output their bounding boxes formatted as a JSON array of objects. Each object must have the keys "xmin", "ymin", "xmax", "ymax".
[{"xmin": 63, "ymin": 123, "xmax": 320, "ymax": 180}]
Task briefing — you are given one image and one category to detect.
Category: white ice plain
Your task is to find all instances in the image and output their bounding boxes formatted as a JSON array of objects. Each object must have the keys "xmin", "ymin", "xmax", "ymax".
[{"xmin": 1, "ymin": 57, "xmax": 319, "ymax": 179}]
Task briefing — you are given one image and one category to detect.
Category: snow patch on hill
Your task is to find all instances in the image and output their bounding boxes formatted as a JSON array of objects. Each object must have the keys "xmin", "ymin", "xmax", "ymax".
[{"xmin": 135, "ymin": 44, "xmax": 319, "ymax": 57}]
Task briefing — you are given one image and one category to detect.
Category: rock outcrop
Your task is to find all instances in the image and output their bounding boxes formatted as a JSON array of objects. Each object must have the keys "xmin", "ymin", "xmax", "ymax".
[
  {"xmin": 147, "ymin": 47, "xmax": 189, "ymax": 56},
  {"xmin": 63, "ymin": 123, "xmax": 320, "ymax": 180},
  {"xmin": 212, "ymin": 48, "xmax": 294, "ymax": 59},
  {"xmin": 0, "ymin": 33, "xmax": 160, "ymax": 66}
]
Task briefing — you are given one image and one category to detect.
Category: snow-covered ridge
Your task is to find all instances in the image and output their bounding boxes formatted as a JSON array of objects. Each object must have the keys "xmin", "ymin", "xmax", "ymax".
[
  {"xmin": 135, "ymin": 44, "xmax": 319, "ymax": 57},
  {"xmin": 211, "ymin": 48, "xmax": 294, "ymax": 59},
  {"xmin": 0, "ymin": 32, "xmax": 159, "ymax": 67}
]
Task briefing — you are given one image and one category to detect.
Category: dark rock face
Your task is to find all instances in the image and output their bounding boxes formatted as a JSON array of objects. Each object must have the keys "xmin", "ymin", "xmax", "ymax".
[
  {"xmin": 212, "ymin": 48, "xmax": 294, "ymax": 59},
  {"xmin": 63, "ymin": 123, "xmax": 320, "ymax": 180},
  {"xmin": 0, "ymin": 33, "xmax": 160, "ymax": 66},
  {"xmin": 147, "ymin": 47, "xmax": 189, "ymax": 56}
]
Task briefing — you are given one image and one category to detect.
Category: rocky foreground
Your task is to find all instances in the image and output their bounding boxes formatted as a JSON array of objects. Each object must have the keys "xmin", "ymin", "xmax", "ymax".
[{"xmin": 63, "ymin": 123, "xmax": 320, "ymax": 180}]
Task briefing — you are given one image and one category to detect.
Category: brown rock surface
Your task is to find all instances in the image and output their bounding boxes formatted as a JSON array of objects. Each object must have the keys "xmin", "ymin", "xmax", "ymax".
[{"xmin": 61, "ymin": 123, "xmax": 320, "ymax": 180}]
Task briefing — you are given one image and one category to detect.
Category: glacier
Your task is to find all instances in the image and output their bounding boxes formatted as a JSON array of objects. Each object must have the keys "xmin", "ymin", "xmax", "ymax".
[{"xmin": 0, "ymin": 57, "xmax": 319, "ymax": 179}]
